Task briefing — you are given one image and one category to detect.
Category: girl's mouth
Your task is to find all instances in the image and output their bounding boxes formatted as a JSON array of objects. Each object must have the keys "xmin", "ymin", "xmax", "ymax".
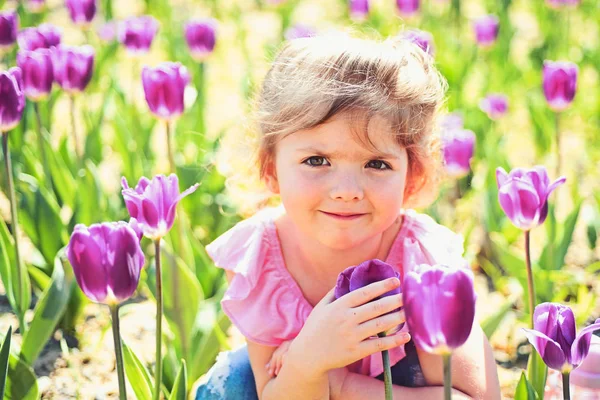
[{"xmin": 320, "ymin": 211, "xmax": 366, "ymax": 220}]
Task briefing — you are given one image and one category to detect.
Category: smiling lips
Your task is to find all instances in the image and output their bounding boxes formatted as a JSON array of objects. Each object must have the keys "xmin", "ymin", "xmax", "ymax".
[{"xmin": 320, "ymin": 211, "xmax": 366, "ymax": 220}]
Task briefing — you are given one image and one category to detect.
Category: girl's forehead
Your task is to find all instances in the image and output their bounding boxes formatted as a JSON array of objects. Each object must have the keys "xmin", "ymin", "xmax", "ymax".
[{"xmin": 280, "ymin": 112, "xmax": 404, "ymax": 156}]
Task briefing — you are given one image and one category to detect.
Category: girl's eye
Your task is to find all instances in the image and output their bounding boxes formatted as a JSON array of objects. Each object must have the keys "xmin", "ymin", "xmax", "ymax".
[
  {"xmin": 366, "ymin": 160, "xmax": 391, "ymax": 170},
  {"xmin": 303, "ymin": 156, "xmax": 330, "ymax": 167}
]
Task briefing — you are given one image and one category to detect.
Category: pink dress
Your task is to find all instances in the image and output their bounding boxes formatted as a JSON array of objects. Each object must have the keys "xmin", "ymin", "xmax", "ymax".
[{"xmin": 206, "ymin": 206, "xmax": 467, "ymax": 378}]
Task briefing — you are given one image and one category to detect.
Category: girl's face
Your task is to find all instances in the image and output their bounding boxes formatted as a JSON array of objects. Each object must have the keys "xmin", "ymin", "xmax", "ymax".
[{"xmin": 265, "ymin": 112, "xmax": 409, "ymax": 250}]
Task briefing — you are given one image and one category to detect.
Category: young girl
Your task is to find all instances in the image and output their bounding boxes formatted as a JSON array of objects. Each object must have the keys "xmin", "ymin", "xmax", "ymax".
[{"xmin": 194, "ymin": 32, "xmax": 501, "ymax": 399}]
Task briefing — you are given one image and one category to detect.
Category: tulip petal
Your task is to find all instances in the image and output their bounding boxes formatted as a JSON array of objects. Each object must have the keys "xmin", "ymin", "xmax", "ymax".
[
  {"xmin": 495, "ymin": 167, "xmax": 508, "ymax": 189},
  {"xmin": 570, "ymin": 320, "xmax": 600, "ymax": 368},
  {"xmin": 498, "ymin": 178, "xmax": 541, "ymax": 230},
  {"xmin": 165, "ymin": 182, "xmax": 200, "ymax": 231},
  {"xmin": 349, "ymin": 259, "xmax": 401, "ymax": 299},
  {"xmin": 334, "ymin": 267, "xmax": 353, "ymax": 299},
  {"xmin": 105, "ymin": 222, "xmax": 144, "ymax": 301},
  {"xmin": 533, "ymin": 302, "xmax": 560, "ymax": 341},
  {"xmin": 440, "ymin": 267, "xmax": 476, "ymax": 349},
  {"xmin": 66, "ymin": 225, "xmax": 108, "ymax": 302},
  {"xmin": 523, "ymin": 328, "xmax": 566, "ymax": 370}
]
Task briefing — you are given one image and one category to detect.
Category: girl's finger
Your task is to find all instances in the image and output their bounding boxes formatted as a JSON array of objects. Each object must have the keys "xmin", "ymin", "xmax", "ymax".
[
  {"xmin": 314, "ymin": 286, "xmax": 337, "ymax": 308},
  {"xmin": 351, "ymin": 293, "xmax": 403, "ymax": 323},
  {"xmin": 357, "ymin": 310, "xmax": 405, "ymax": 340},
  {"xmin": 339, "ymin": 277, "xmax": 401, "ymax": 308},
  {"xmin": 358, "ymin": 331, "xmax": 411, "ymax": 359}
]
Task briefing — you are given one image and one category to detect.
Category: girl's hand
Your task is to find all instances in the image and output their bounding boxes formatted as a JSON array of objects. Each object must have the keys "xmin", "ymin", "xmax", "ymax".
[
  {"xmin": 287, "ymin": 277, "xmax": 409, "ymax": 378},
  {"xmin": 265, "ymin": 340, "xmax": 292, "ymax": 377}
]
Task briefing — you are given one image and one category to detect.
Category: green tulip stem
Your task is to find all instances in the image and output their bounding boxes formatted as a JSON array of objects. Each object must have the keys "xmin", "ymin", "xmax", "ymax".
[
  {"xmin": 443, "ymin": 353, "xmax": 452, "ymax": 400},
  {"xmin": 70, "ymin": 95, "xmax": 81, "ymax": 166},
  {"xmin": 562, "ymin": 372, "xmax": 570, "ymax": 400},
  {"xmin": 165, "ymin": 121, "xmax": 174, "ymax": 174},
  {"xmin": 2, "ymin": 133, "xmax": 27, "ymax": 332},
  {"xmin": 377, "ymin": 332, "xmax": 393, "ymax": 400},
  {"xmin": 109, "ymin": 304, "xmax": 127, "ymax": 400},
  {"xmin": 154, "ymin": 238, "xmax": 163, "ymax": 400},
  {"xmin": 555, "ymin": 111, "xmax": 561, "ymax": 182},
  {"xmin": 197, "ymin": 62, "xmax": 206, "ymax": 136},
  {"xmin": 33, "ymin": 102, "xmax": 52, "ymax": 184},
  {"xmin": 524, "ymin": 230, "xmax": 536, "ymax": 328}
]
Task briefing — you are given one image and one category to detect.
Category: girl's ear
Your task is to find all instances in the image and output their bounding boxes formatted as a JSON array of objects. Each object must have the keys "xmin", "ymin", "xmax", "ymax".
[{"xmin": 264, "ymin": 161, "xmax": 280, "ymax": 194}]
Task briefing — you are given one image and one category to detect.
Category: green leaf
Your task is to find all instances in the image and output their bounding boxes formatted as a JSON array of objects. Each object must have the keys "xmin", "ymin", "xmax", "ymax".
[
  {"xmin": 0, "ymin": 220, "xmax": 16, "ymax": 314},
  {"xmin": 514, "ymin": 371, "xmax": 539, "ymax": 400},
  {"xmin": 539, "ymin": 201, "xmax": 581, "ymax": 271},
  {"xmin": 168, "ymin": 360, "xmax": 187, "ymax": 400},
  {"xmin": 0, "ymin": 348, "xmax": 39, "ymax": 400},
  {"xmin": 20, "ymin": 255, "xmax": 72, "ymax": 364},
  {"xmin": 481, "ymin": 296, "xmax": 515, "ymax": 339},
  {"xmin": 0, "ymin": 326, "xmax": 12, "ymax": 399},
  {"xmin": 527, "ymin": 348, "xmax": 547, "ymax": 400},
  {"xmin": 122, "ymin": 340, "xmax": 153, "ymax": 400},
  {"xmin": 161, "ymin": 245, "xmax": 203, "ymax": 359}
]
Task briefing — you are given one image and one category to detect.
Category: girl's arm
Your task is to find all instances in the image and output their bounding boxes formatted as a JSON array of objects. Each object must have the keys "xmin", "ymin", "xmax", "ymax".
[{"xmin": 332, "ymin": 323, "xmax": 501, "ymax": 400}]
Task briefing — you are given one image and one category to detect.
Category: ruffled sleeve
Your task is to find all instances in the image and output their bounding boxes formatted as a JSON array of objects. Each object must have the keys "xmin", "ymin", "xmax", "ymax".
[{"xmin": 205, "ymin": 207, "xmax": 311, "ymax": 347}]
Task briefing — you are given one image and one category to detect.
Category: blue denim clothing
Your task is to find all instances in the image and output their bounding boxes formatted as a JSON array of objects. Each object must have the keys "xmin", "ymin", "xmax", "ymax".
[{"xmin": 194, "ymin": 341, "xmax": 425, "ymax": 400}]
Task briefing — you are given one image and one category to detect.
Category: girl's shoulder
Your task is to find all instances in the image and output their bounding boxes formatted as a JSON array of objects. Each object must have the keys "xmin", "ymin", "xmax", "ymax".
[{"xmin": 205, "ymin": 206, "xmax": 310, "ymax": 347}]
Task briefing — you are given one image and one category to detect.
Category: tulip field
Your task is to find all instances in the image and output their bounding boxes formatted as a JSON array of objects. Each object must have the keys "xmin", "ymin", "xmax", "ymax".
[{"xmin": 0, "ymin": 0, "xmax": 600, "ymax": 398}]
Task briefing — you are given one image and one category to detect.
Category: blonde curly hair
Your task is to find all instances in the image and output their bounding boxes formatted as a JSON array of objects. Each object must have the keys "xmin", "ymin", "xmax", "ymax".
[{"xmin": 217, "ymin": 30, "xmax": 447, "ymax": 216}]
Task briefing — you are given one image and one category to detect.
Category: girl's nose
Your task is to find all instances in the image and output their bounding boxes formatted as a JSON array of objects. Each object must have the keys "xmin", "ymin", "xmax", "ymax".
[{"xmin": 329, "ymin": 173, "xmax": 364, "ymax": 201}]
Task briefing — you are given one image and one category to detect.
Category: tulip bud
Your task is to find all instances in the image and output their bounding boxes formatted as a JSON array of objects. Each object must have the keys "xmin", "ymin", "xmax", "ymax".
[
  {"xmin": 0, "ymin": 10, "xmax": 18, "ymax": 52},
  {"xmin": 404, "ymin": 264, "xmax": 476, "ymax": 355},
  {"xmin": 17, "ymin": 48, "xmax": 54, "ymax": 101},
  {"xmin": 284, "ymin": 24, "xmax": 317, "ymax": 40},
  {"xmin": 141, "ymin": 62, "xmax": 190, "ymax": 121},
  {"xmin": 401, "ymin": 29, "xmax": 434, "ymax": 56},
  {"xmin": 65, "ymin": 0, "xmax": 97, "ymax": 27},
  {"xmin": 0, "ymin": 67, "xmax": 25, "ymax": 132},
  {"xmin": 121, "ymin": 174, "xmax": 199, "ymax": 240},
  {"xmin": 27, "ymin": 0, "xmax": 46, "ymax": 13},
  {"xmin": 546, "ymin": 0, "xmax": 580, "ymax": 8},
  {"xmin": 496, "ymin": 166, "xmax": 566, "ymax": 231},
  {"xmin": 184, "ymin": 19, "xmax": 217, "ymax": 62},
  {"xmin": 543, "ymin": 60, "xmax": 578, "ymax": 112},
  {"xmin": 442, "ymin": 129, "xmax": 475, "ymax": 178},
  {"xmin": 349, "ymin": 0, "xmax": 370, "ymax": 21},
  {"xmin": 66, "ymin": 222, "xmax": 145, "ymax": 304},
  {"xmin": 479, "ymin": 93, "xmax": 508, "ymax": 120},
  {"xmin": 472, "ymin": 15, "xmax": 499, "ymax": 47},
  {"xmin": 18, "ymin": 24, "xmax": 61, "ymax": 51},
  {"xmin": 523, "ymin": 303, "xmax": 600, "ymax": 373},
  {"xmin": 51, "ymin": 45, "xmax": 94, "ymax": 94},
  {"xmin": 396, "ymin": 0, "xmax": 420, "ymax": 16},
  {"xmin": 118, "ymin": 16, "xmax": 159, "ymax": 55}
]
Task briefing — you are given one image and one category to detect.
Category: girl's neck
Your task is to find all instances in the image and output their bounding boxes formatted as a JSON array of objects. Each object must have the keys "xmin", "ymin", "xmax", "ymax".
[{"xmin": 274, "ymin": 212, "xmax": 403, "ymax": 291}]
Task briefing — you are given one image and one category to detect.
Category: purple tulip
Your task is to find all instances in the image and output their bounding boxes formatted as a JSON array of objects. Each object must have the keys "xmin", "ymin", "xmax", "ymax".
[
  {"xmin": 284, "ymin": 24, "xmax": 317, "ymax": 40},
  {"xmin": 401, "ymin": 29, "xmax": 434, "ymax": 56},
  {"xmin": 479, "ymin": 93, "xmax": 508, "ymax": 120},
  {"xmin": 17, "ymin": 48, "xmax": 54, "ymax": 101},
  {"xmin": 118, "ymin": 16, "xmax": 159, "ymax": 55},
  {"xmin": 18, "ymin": 24, "xmax": 61, "ymax": 51},
  {"xmin": 442, "ymin": 129, "xmax": 476, "ymax": 178},
  {"xmin": 0, "ymin": 10, "xmax": 18, "ymax": 51},
  {"xmin": 27, "ymin": 0, "xmax": 46, "ymax": 13},
  {"xmin": 334, "ymin": 259, "xmax": 401, "ymax": 301},
  {"xmin": 404, "ymin": 264, "xmax": 476, "ymax": 355},
  {"xmin": 543, "ymin": 61, "xmax": 578, "ymax": 112},
  {"xmin": 65, "ymin": 0, "xmax": 97, "ymax": 26},
  {"xmin": 440, "ymin": 112, "xmax": 463, "ymax": 131},
  {"xmin": 51, "ymin": 45, "xmax": 94, "ymax": 94},
  {"xmin": 496, "ymin": 166, "xmax": 566, "ymax": 231},
  {"xmin": 66, "ymin": 222, "xmax": 145, "ymax": 304},
  {"xmin": 0, "ymin": 68, "xmax": 25, "ymax": 132},
  {"xmin": 141, "ymin": 62, "xmax": 190, "ymax": 121},
  {"xmin": 523, "ymin": 303, "xmax": 600, "ymax": 373},
  {"xmin": 184, "ymin": 19, "xmax": 217, "ymax": 62},
  {"xmin": 121, "ymin": 174, "xmax": 199, "ymax": 240},
  {"xmin": 396, "ymin": 0, "xmax": 420, "ymax": 16},
  {"xmin": 349, "ymin": 0, "xmax": 370, "ymax": 21},
  {"xmin": 472, "ymin": 15, "xmax": 499, "ymax": 47}
]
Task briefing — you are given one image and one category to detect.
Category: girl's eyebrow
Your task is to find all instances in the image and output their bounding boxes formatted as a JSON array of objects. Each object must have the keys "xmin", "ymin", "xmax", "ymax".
[{"xmin": 295, "ymin": 146, "xmax": 401, "ymax": 160}]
